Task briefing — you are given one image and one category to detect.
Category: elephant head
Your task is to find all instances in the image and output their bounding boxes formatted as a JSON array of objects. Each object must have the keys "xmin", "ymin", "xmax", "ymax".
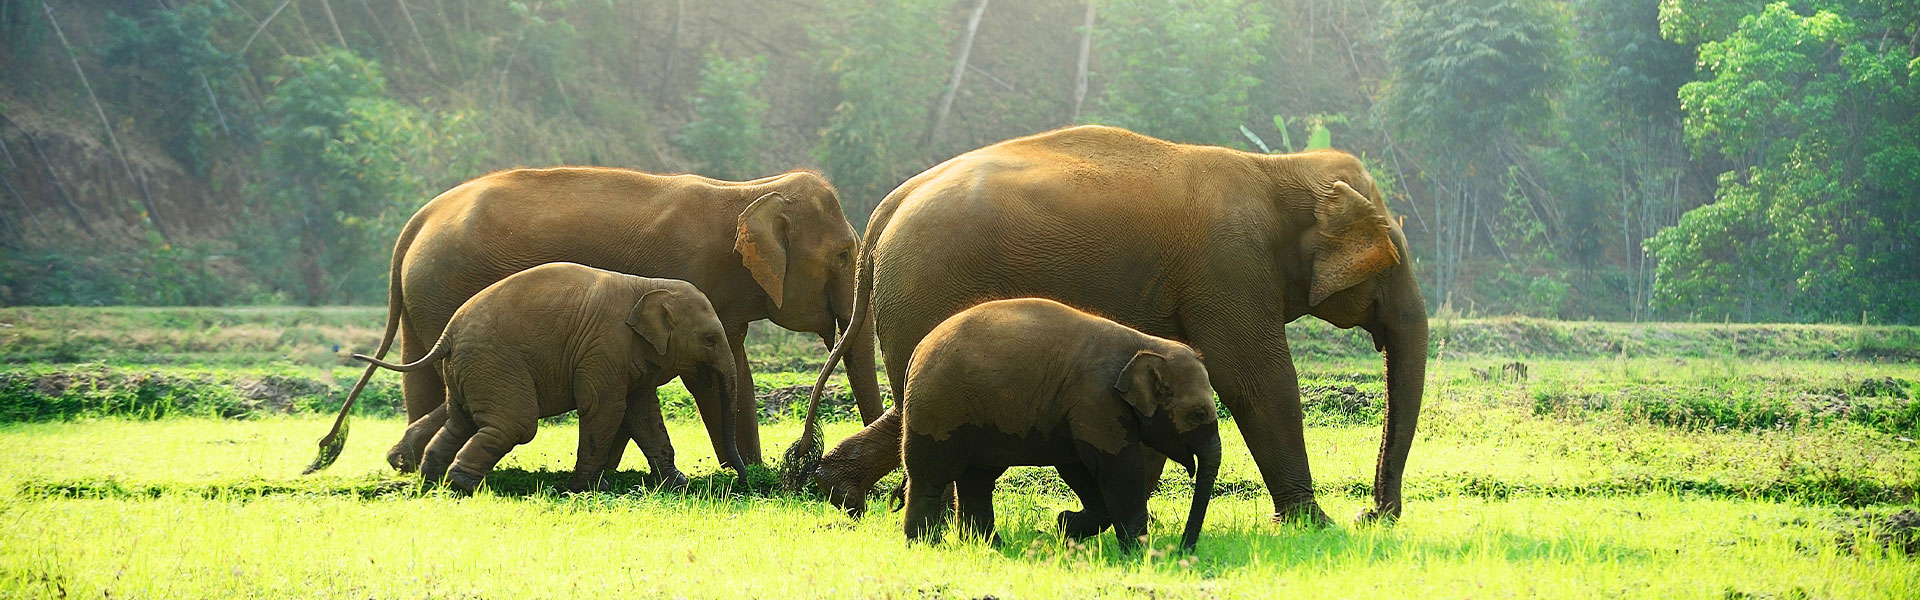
[
  {"xmin": 1277, "ymin": 155, "xmax": 1429, "ymax": 522},
  {"xmin": 735, "ymin": 173, "xmax": 861, "ymax": 345},
  {"xmin": 628, "ymin": 284, "xmax": 749, "ymax": 475},
  {"xmin": 1114, "ymin": 346, "xmax": 1220, "ymax": 552}
]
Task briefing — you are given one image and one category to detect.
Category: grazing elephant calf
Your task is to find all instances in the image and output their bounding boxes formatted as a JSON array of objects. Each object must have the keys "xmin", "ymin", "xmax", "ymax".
[
  {"xmin": 354, "ymin": 263, "xmax": 746, "ymax": 493},
  {"xmin": 897, "ymin": 298, "xmax": 1221, "ymax": 553}
]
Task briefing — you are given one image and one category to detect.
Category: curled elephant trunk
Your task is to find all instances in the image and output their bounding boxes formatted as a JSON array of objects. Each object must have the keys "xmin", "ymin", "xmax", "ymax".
[{"xmin": 1181, "ymin": 428, "xmax": 1221, "ymax": 553}]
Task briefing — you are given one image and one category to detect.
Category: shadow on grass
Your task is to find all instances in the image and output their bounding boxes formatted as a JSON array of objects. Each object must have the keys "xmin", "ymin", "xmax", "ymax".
[
  {"xmin": 958, "ymin": 518, "xmax": 1655, "ymax": 574},
  {"xmin": 15, "ymin": 464, "xmax": 792, "ymax": 504},
  {"xmin": 19, "ymin": 464, "xmax": 1914, "ymax": 511}
]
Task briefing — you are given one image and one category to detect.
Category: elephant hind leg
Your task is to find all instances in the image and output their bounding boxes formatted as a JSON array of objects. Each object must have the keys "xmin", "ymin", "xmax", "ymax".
[
  {"xmin": 955, "ymin": 466, "xmax": 1005, "ymax": 545},
  {"xmin": 902, "ymin": 433, "xmax": 963, "ymax": 544},
  {"xmin": 1055, "ymin": 462, "xmax": 1112, "ymax": 540},
  {"xmin": 420, "ymin": 403, "xmax": 476, "ymax": 484},
  {"xmin": 444, "ymin": 381, "xmax": 539, "ymax": 493},
  {"xmin": 394, "ymin": 322, "xmax": 449, "ymax": 470}
]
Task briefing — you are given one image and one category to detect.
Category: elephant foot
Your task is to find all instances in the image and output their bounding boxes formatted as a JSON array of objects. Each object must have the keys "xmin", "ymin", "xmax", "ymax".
[
  {"xmin": 1056, "ymin": 510, "xmax": 1111, "ymax": 540},
  {"xmin": 646, "ymin": 469, "xmax": 690, "ymax": 491},
  {"xmin": 1355, "ymin": 501, "xmax": 1402, "ymax": 525},
  {"xmin": 447, "ymin": 469, "xmax": 485, "ymax": 495},
  {"xmin": 1270, "ymin": 499, "xmax": 1335, "ymax": 528},
  {"xmin": 566, "ymin": 472, "xmax": 603, "ymax": 494},
  {"xmin": 387, "ymin": 443, "xmax": 422, "ymax": 473}
]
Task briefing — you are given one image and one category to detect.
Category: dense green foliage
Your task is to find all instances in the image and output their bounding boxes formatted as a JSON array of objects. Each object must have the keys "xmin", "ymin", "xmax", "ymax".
[
  {"xmin": 1645, "ymin": 0, "xmax": 1920, "ymax": 323},
  {"xmin": 2, "ymin": 0, "xmax": 1916, "ymax": 322},
  {"xmin": 675, "ymin": 54, "xmax": 770, "ymax": 181},
  {"xmin": 810, "ymin": 0, "xmax": 954, "ymax": 222},
  {"xmin": 243, "ymin": 50, "xmax": 459, "ymax": 305},
  {"xmin": 1093, "ymin": 0, "xmax": 1272, "ymax": 147}
]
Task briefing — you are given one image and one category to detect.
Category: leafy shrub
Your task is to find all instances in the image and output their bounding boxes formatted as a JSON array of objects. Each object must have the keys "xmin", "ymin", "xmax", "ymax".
[
  {"xmin": 810, "ymin": 0, "xmax": 951, "ymax": 224},
  {"xmin": 675, "ymin": 53, "xmax": 769, "ymax": 181},
  {"xmin": 242, "ymin": 49, "xmax": 463, "ymax": 305},
  {"xmin": 1093, "ymin": 0, "xmax": 1273, "ymax": 147},
  {"xmin": 102, "ymin": 1, "xmax": 251, "ymax": 176},
  {"xmin": 0, "ymin": 242, "xmax": 242, "ymax": 306}
]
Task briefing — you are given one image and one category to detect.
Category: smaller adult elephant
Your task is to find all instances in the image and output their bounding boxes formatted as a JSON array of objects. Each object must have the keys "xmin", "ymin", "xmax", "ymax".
[
  {"xmin": 304, "ymin": 167, "xmax": 882, "ymax": 477},
  {"xmin": 348, "ymin": 263, "xmax": 745, "ymax": 493},
  {"xmin": 889, "ymin": 298, "xmax": 1222, "ymax": 553}
]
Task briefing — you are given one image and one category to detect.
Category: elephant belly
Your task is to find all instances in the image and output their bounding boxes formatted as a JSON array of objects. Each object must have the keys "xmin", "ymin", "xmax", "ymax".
[{"xmin": 922, "ymin": 424, "xmax": 1082, "ymax": 469}]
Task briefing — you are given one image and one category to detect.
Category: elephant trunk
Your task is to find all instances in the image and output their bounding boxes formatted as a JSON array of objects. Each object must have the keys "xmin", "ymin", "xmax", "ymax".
[
  {"xmin": 1181, "ymin": 428, "xmax": 1221, "ymax": 553},
  {"xmin": 709, "ymin": 361, "xmax": 749, "ymax": 485},
  {"xmin": 1367, "ymin": 286, "xmax": 1428, "ymax": 522}
]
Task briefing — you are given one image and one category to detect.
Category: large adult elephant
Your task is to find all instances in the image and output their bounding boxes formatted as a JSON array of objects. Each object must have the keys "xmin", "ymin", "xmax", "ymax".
[
  {"xmin": 793, "ymin": 126, "xmax": 1427, "ymax": 524},
  {"xmin": 309, "ymin": 167, "xmax": 884, "ymax": 473}
]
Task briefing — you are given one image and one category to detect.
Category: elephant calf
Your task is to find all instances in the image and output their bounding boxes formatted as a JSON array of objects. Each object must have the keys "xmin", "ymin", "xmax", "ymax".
[
  {"xmin": 354, "ymin": 262, "xmax": 746, "ymax": 493},
  {"xmin": 899, "ymin": 298, "xmax": 1222, "ymax": 553}
]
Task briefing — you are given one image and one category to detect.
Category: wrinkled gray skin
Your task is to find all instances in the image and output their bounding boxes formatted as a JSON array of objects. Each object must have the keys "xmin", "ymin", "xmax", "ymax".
[
  {"xmin": 800, "ymin": 125, "xmax": 1428, "ymax": 526},
  {"xmin": 355, "ymin": 263, "xmax": 745, "ymax": 493},
  {"xmin": 897, "ymin": 299, "xmax": 1221, "ymax": 553}
]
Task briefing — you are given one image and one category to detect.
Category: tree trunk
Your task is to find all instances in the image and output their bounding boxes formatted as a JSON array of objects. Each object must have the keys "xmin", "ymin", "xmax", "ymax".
[
  {"xmin": 656, "ymin": 0, "xmax": 684, "ymax": 101},
  {"xmin": 1069, "ymin": 0, "xmax": 1095, "ymax": 122},
  {"xmin": 927, "ymin": 0, "xmax": 988, "ymax": 146}
]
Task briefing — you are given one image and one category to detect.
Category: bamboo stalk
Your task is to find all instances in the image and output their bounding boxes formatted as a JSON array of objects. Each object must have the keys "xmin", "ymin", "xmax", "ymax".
[
  {"xmin": 927, "ymin": 0, "xmax": 988, "ymax": 146},
  {"xmin": 318, "ymin": 0, "xmax": 350, "ymax": 48},
  {"xmin": 395, "ymin": 0, "xmax": 441, "ymax": 75},
  {"xmin": 240, "ymin": 0, "xmax": 296, "ymax": 56},
  {"xmin": 45, "ymin": 3, "xmax": 166, "ymax": 243},
  {"xmin": 2, "ymin": 113, "xmax": 94, "ymax": 236},
  {"xmin": 0, "ymin": 134, "xmax": 47, "ymax": 237}
]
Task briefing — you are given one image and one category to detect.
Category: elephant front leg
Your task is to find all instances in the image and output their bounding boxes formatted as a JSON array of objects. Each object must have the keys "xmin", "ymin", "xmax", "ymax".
[
  {"xmin": 569, "ymin": 378, "xmax": 629, "ymax": 493},
  {"xmin": 728, "ymin": 327, "xmax": 762, "ymax": 465},
  {"xmin": 1187, "ymin": 320, "xmax": 1332, "ymax": 526},
  {"xmin": 623, "ymin": 386, "xmax": 686, "ymax": 489},
  {"xmin": 1088, "ymin": 444, "xmax": 1152, "ymax": 553}
]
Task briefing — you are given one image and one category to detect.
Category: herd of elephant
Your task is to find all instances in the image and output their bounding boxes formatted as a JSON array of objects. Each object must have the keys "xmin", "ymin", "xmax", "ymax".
[{"xmin": 302, "ymin": 125, "xmax": 1429, "ymax": 553}]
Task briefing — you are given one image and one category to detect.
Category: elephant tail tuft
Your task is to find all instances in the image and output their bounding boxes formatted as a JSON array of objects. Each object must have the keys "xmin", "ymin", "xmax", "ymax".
[
  {"xmin": 777, "ymin": 423, "xmax": 823, "ymax": 492},
  {"xmin": 302, "ymin": 418, "xmax": 349, "ymax": 475}
]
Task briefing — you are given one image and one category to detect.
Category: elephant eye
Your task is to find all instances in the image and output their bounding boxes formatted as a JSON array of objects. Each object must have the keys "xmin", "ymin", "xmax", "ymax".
[{"xmin": 704, "ymin": 335, "xmax": 720, "ymax": 348}]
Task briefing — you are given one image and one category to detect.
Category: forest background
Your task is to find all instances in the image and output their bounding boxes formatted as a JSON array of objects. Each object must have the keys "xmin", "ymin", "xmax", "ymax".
[{"xmin": 0, "ymin": 0, "xmax": 1914, "ymax": 324}]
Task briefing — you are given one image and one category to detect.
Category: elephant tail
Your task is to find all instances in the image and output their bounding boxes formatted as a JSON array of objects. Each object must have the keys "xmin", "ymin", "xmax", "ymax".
[
  {"xmin": 778, "ymin": 180, "xmax": 907, "ymax": 491},
  {"xmin": 353, "ymin": 337, "xmax": 448, "ymax": 372},
  {"xmin": 304, "ymin": 214, "xmax": 426, "ymax": 475}
]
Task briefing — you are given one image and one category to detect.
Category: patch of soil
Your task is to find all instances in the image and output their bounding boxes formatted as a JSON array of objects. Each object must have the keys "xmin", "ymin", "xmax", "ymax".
[
  {"xmin": 757, "ymin": 384, "xmax": 846, "ymax": 422},
  {"xmin": 236, "ymin": 375, "xmax": 333, "ymax": 413},
  {"xmin": 1301, "ymin": 384, "xmax": 1380, "ymax": 415}
]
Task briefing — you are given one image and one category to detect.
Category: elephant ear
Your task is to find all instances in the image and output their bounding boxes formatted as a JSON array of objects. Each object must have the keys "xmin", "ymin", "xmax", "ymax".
[
  {"xmin": 1113, "ymin": 350, "xmax": 1168, "ymax": 419},
  {"xmin": 736, "ymin": 191, "xmax": 791, "ymax": 309},
  {"xmin": 627, "ymin": 289, "xmax": 676, "ymax": 356},
  {"xmin": 1309, "ymin": 180, "xmax": 1401, "ymax": 307}
]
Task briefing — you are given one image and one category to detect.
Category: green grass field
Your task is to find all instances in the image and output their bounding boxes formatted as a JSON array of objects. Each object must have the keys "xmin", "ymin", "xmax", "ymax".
[{"xmin": 1, "ymin": 307, "xmax": 1916, "ymax": 598}]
